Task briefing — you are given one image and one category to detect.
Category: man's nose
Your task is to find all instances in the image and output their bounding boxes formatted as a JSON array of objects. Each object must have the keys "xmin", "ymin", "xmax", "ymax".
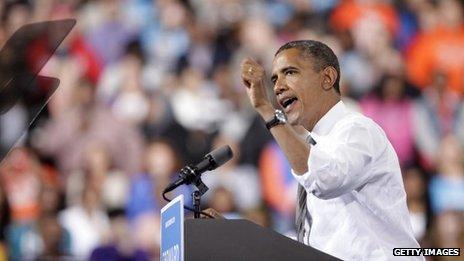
[{"xmin": 273, "ymin": 78, "xmax": 288, "ymax": 95}]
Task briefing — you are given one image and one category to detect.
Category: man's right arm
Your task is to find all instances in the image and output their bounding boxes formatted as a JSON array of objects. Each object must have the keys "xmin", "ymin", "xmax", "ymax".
[
  {"xmin": 241, "ymin": 58, "xmax": 310, "ymax": 175},
  {"xmin": 257, "ymin": 105, "xmax": 310, "ymax": 175}
]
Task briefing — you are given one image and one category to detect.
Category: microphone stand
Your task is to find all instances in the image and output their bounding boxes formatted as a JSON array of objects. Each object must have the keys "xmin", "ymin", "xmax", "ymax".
[
  {"xmin": 180, "ymin": 165, "xmax": 209, "ymax": 219},
  {"xmin": 193, "ymin": 191, "xmax": 201, "ymax": 218}
]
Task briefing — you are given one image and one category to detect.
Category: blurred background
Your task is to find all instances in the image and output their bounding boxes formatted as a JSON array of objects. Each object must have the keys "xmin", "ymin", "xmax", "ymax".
[{"xmin": 0, "ymin": 0, "xmax": 463, "ymax": 259}]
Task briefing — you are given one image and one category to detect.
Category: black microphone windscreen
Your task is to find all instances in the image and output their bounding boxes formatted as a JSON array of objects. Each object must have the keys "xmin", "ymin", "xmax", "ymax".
[{"xmin": 209, "ymin": 145, "xmax": 233, "ymax": 168}]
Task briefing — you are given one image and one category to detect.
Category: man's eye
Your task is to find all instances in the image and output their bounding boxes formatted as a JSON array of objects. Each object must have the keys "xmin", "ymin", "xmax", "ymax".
[{"xmin": 285, "ymin": 70, "xmax": 296, "ymax": 75}]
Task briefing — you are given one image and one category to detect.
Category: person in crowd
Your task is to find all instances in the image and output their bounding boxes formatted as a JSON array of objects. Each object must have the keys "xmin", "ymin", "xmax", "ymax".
[
  {"xmin": 203, "ymin": 135, "xmax": 261, "ymax": 212},
  {"xmin": 432, "ymin": 210, "xmax": 464, "ymax": 250},
  {"xmin": 403, "ymin": 167, "xmax": 429, "ymax": 242},
  {"xmin": 259, "ymin": 141, "xmax": 298, "ymax": 234},
  {"xmin": 59, "ymin": 177, "xmax": 110, "ymax": 259},
  {"xmin": 413, "ymin": 72, "xmax": 464, "ymax": 169},
  {"xmin": 207, "ymin": 186, "xmax": 241, "ymax": 219},
  {"xmin": 406, "ymin": 0, "xmax": 464, "ymax": 95},
  {"xmin": 125, "ymin": 139, "xmax": 187, "ymax": 256},
  {"xmin": 90, "ymin": 209, "xmax": 150, "ymax": 261},
  {"xmin": 97, "ymin": 40, "xmax": 151, "ymax": 126},
  {"xmin": 126, "ymin": 139, "xmax": 190, "ymax": 222},
  {"xmin": 0, "ymin": 148, "xmax": 42, "ymax": 224},
  {"xmin": 35, "ymin": 78, "xmax": 144, "ymax": 175},
  {"xmin": 429, "ymin": 135, "xmax": 464, "ymax": 214},
  {"xmin": 6, "ymin": 171, "xmax": 70, "ymax": 260},
  {"xmin": 361, "ymin": 73, "xmax": 416, "ymax": 167}
]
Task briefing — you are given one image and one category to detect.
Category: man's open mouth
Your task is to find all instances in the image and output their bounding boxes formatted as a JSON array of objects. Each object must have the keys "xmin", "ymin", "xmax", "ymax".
[{"xmin": 280, "ymin": 97, "xmax": 298, "ymax": 109}]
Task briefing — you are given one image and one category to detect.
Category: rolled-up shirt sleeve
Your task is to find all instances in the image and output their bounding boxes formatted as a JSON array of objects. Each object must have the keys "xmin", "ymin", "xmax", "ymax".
[{"xmin": 293, "ymin": 121, "xmax": 384, "ymax": 199}]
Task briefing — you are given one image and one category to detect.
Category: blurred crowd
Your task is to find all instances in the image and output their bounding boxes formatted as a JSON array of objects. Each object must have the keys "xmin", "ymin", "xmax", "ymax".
[{"xmin": 0, "ymin": 0, "xmax": 463, "ymax": 260}]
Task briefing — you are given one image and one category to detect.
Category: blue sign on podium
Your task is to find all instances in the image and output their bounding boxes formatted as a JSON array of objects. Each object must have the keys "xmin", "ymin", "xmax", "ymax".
[{"xmin": 161, "ymin": 195, "xmax": 184, "ymax": 261}]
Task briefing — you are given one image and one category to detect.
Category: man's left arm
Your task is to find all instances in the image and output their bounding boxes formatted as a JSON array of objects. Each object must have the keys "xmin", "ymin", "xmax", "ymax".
[{"xmin": 295, "ymin": 120, "xmax": 386, "ymax": 199}]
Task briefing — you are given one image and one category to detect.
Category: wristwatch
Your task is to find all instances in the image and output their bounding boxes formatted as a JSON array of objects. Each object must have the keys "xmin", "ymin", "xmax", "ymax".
[{"xmin": 265, "ymin": 109, "xmax": 287, "ymax": 130}]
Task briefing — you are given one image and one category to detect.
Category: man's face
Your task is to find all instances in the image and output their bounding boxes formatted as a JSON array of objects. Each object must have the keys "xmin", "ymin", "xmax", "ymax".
[{"xmin": 271, "ymin": 48, "xmax": 324, "ymax": 126}]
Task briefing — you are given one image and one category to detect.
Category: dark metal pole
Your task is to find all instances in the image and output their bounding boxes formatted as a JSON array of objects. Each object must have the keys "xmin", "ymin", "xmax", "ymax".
[{"xmin": 192, "ymin": 190, "xmax": 201, "ymax": 218}]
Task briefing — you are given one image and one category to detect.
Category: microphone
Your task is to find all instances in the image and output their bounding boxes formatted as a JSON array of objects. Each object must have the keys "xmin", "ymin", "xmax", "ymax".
[{"xmin": 163, "ymin": 145, "xmax": 233, "ymax": 193}]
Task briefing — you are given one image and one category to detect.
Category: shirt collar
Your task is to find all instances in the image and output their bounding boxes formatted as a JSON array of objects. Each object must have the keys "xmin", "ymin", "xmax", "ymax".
[{"xmin": 311, "ymin": 100, "xmax": 347, "ymax": 136}]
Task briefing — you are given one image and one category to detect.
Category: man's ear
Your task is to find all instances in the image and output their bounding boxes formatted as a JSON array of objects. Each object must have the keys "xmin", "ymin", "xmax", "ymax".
[{"xmin": 321, "ymin": 66, "xmax": 337, "ymax": 91}]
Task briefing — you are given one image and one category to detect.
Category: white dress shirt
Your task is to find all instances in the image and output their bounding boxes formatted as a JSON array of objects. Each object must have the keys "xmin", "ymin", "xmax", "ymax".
[{"xmin": 292, "ymin": 101, "xmax": 422, "ymax": 260}]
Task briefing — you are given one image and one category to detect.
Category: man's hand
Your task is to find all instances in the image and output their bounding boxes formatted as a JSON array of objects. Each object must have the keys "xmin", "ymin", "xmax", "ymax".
[
  {"xmin": 241, "ymin": 58, "xmax": 273, "ymax": 117},
  {"xmin": 201, "ymin": 208, "xmax": 225, "ymax": 219}
]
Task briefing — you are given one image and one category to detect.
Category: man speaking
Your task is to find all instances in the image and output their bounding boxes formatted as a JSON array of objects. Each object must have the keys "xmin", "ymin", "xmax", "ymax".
[{"xmin": 241, "ymin": 40, "xmax": 422, "ymax": 260}]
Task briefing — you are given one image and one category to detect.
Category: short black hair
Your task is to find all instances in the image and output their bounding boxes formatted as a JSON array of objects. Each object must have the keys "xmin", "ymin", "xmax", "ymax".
[{"xmin": 275, "ymin": 40, "xmax": 341, "ymax": 94}]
